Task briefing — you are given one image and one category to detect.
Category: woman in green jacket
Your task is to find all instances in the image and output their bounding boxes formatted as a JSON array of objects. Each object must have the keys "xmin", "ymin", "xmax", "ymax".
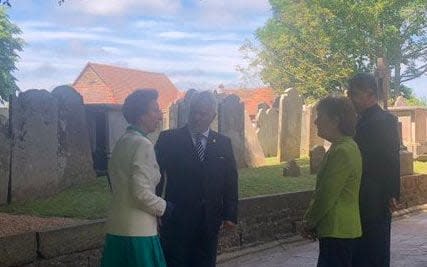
[{"xmin": 302, "ymin": 96, "xmax": 362, "ymax": 267}]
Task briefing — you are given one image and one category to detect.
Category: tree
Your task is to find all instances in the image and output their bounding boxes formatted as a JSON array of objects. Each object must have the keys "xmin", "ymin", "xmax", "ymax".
[
  {"xmin": 0, "ymin": 7, "xmax": 24, "ymax": 102},
  {"xmin": 244, "ymin": 0, "xmax": 427, "ymax": 100}
]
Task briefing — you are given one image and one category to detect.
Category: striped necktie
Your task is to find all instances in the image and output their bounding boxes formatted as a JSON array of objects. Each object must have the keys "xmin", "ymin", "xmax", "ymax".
[{"xmin": 194, "ymin": 133, "xmax": 205, "ymax": 161}]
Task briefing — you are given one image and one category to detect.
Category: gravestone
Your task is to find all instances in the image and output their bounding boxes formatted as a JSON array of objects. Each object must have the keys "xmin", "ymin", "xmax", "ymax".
[
  {"xmin": 168, "ymin": 101, "xmax": 179, "ymax": 129},
  {"xmin": 400, "ymin": 150, "xmax": 414, "ymax": 176},
  {"xmin": 256, "ymin": 105, "xmax": 279, "ymax": 157},
  {"xmin": 283, "ymin": 160, "xmax": 300, "ymax": 177},
  {"xmin": 244, "ymin": 112, "xmax": 266, "ymax": 167},
  {"xmin": 277, "ymin": 88, "xmax": 303, "ymax": 162},
  {"xmin": 0, "ymin": 118, "xmax": 10, "ymax": 205},
  {"xmin": 10, "ymin": 90, "xmax": 60, "ymax": 201},
  {"xmin": 258, "ymin": 102, "xmax": 270, "ymax": 111},
  {"xmin": 51, "ymin": 85, "xmax": 96, "ymax": 189},
  {"xmin": 177, "ymin": 89, "xmax": 197, "ymax": 128},
  {"xmin": 301, "ymin": 104, "xmax": 324, "ymax": 156},
  {"xmin": 310, "ymin": 145, "xmax": 326, "ymax": 174},
  {"xmin": 218, "ymin": 94, "xmax": 246, "ymax": 168}
]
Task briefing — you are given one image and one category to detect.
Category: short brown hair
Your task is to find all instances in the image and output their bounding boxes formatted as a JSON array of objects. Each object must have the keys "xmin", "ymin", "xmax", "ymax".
[
  {"xmin": 317, "ymin": 96, "xmax": 357, "ymax": 136},
  {"xmin": 122, "ymin": 89, "xmax": 159, "ymax": 124}
]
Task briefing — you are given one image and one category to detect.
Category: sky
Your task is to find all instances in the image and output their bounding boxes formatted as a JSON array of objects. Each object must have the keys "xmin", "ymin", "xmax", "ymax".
[
  {"xmin": 5, "ymin": 0, "xmax": 270, "ymax": 93},
  {"xmin": 4, "ymin": 0, "xmax": 427, "ymax": 98}
]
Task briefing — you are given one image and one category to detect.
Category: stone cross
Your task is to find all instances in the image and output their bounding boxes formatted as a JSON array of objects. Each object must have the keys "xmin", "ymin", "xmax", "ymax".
[{"xmin": 375, "ymin": 57, "xmax": 390, "ymax": 110}]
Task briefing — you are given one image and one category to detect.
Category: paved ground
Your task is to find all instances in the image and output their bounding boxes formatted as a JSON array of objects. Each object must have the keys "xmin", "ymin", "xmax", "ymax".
[{"xmin": 219, "ymin": 211, "xmax": 427, "ymax": 267}]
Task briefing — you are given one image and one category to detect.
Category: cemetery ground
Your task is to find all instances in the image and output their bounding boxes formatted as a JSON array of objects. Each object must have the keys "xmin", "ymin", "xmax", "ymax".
[
  {"xmin": 0, "ymin": 157, "xmax": 315, "ymax": 220},
  {"xmin": 1, "ymin": 159, "xmax": 427, "ymax": 221}
]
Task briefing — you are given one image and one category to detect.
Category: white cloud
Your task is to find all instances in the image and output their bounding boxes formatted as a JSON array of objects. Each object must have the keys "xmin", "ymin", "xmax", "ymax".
[
  {"xmin": 157, "ymin": 31, "xmax": 240, "ymax": 41},
  {"xmin": 192, "ymin": 0, "xmax": 271, "ymax": 29},
  {"xmin": 66, "ymin": 0, "xmax": 181, "ymax": 16}
]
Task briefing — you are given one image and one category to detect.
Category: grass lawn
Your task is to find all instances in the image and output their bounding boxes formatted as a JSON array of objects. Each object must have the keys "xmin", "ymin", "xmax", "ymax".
[{"xmin": 1, "ymin": 158, "xmax": 426, "ymax": 220}]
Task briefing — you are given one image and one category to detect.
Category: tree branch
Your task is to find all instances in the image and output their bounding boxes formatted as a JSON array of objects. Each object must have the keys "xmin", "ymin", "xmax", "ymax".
[{"xmin": 401, "ymin": 63, "xmax": 427, "ymax": 82}]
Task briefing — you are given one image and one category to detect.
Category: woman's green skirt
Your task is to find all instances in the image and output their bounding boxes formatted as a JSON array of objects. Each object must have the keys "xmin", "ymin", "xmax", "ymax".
[{"xmin": 100, "ymin": 234, "xmax": 167, "ymax": 267}]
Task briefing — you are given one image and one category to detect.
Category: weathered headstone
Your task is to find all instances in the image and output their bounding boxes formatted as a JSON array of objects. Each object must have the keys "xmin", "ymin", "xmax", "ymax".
[
  {"xmin": 10, "ymin": 90, "xmax": 60, "ymax": 201},
  {"xmin": 400, "ymin": 150, "xmax": 414, "ymax": 176},
  {"xmin": 283, "ymin": 160, "xmax": 300, "ymax": 177},
  {"xmin": 301, "ymin": 104, "xmax": 324, "ymax": 156},
  {"xmin": 256, "ymin": 106, "xmax": 279, "ymax": 157},
  {"xmin": 309, "ymin": 145, "xmax": 326, "ymax": 174},
  {"xmin": 218, "ymin": 94, "xmax": 246, "ymax": 168},
  {"xmin": 277, "ymin": 88, "xmax": 303, "ymax": 162},
  {"xmin": 168, "ymin": 101, "xmax": 179, "ymax": 129},
  {"xmin": 51, "ymin": 85, "xmax": 96, "ymax": 189},
  {"xmin": 244, "ymin": 112, "xmax": 266, "ymax": 167},
  {"xmin": 177, "ymin": 89, "xmax": 197, "ymax": 128},
  {"xmin": 258, "ymin": 102, "xmax": 270, "ymax": 111},
  {"xmin": 0, "ymin": 119, "xmax": 10, "ymax": 205}
]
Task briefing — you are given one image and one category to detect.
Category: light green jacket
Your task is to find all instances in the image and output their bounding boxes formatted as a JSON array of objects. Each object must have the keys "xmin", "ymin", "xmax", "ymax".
[{"xmin": 304, "ymin": 136, "xmax": 362, "ymax": 238}]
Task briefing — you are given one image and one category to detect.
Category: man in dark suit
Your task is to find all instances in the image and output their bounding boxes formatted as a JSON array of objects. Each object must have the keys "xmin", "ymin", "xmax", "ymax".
[
  {"xmin": 348, "ymin": 73, "xmax": 400, "ymax": 267},
  {"xmin": 155, "ymin": 90, "xmax": 238, "ymax": 267}
]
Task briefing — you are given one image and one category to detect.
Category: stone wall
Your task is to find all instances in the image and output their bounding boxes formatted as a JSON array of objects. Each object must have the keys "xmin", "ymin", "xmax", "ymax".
[{"xmin": 3, "ymin": 173, "xmax": 427, "ymax": 266}]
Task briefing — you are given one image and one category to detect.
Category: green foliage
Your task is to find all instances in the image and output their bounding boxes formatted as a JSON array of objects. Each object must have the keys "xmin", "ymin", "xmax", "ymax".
[
  {"xmin": 0, "ymin": 7, "xmax": 24, "ymax": 102},
  {"xmin": 406, "ymin": 96, "xmax": 427, "ymax": 107},
  {"xmin": 244, "ymin": 0, "xmax": 427, "ymax": 100}
]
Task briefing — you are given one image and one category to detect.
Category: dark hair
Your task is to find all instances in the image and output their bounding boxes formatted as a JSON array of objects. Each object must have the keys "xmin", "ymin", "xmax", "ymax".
[
  {"xmin": 317, "ymin": 96, "xmax": 357, "ymax": 136},
  {"xmin": 348, "ymin": 72, "xmax": 378, "ymax": 97},
  {"xmin": 122, "ymin": 89, "xmax": 159, "ymax": 124}
]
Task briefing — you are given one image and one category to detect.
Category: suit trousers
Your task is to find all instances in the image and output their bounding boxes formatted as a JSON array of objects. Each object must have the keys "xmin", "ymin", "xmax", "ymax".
[
  {"xmin": 160, "ymin": 207, "xmax": 220, "ymax": 267},
  {"xmin": 317, "ymin": 237, "xmax": 355, "ymax": 267},
  {"xmin": 352, "ymin": 214, "xmax": 392, "ymax": 267}
]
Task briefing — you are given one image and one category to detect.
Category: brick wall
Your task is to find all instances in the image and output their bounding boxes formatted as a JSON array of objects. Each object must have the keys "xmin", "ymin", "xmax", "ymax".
[{"xmin": 2, "ymin": 174, "xmax": 427, "ymax": 267}]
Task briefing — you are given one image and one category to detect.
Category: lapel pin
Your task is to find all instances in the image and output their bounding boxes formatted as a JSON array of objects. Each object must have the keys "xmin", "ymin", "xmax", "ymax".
[{"xmin": 213, "ymin": 139, "xmax": 216, "ymax": 143}]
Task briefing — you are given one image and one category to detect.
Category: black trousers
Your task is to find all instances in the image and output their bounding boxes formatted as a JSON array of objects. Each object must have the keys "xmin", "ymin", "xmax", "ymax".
[
  {"xmin": 352, "ymin": 215, "xmax": 392, "ymax": 267},
  {"xmin": 317, "ymin": 237, "xmax": 355, "ymax": 267},
  {"xmin": 160, "ymin": 209, "xmax": 220, "ymax": 267}
]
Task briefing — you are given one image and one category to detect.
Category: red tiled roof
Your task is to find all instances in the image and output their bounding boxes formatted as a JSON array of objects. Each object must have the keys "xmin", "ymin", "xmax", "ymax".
[
  {"xmin": 73, "ymin": 62, "xmax": 180, "ymax": 111},
  {"xmin": 222, "ymin": 87, "xmax": 277, "ymax": 118}
]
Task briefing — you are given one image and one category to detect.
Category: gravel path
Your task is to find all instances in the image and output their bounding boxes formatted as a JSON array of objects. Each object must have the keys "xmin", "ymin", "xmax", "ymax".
[{"xmin": 0, "ymin": 212, "xmax": 85, "ymax": 237}]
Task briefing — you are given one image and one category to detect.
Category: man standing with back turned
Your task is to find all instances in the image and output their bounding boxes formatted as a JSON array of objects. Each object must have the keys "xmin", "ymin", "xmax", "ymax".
[
  {"xmin": 348, "ymin": 73, "xmax": 400, "ymax": 267},
  {"xmin": 155, "ymin": 90, "xmax": 238, "ymax": 267}
]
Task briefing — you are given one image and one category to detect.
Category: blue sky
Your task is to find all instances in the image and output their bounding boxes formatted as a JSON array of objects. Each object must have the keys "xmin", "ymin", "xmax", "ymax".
[
  {"xmin": 5, "ymin": 0, "xmax": 427, "ymax": 97},
  {"xmin": 6, "ymin": 0, "xmax": 270, "ymax": 92}
]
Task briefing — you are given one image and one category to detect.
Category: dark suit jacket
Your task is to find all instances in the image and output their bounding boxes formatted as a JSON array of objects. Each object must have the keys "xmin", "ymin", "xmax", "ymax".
[
  {"xmin": 354, "ymin": 104, "xmax": 400, "ymax": 224},
  {"xmin": 155, "ymin": 126, "xmax": 238, "ymax": 233}
]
